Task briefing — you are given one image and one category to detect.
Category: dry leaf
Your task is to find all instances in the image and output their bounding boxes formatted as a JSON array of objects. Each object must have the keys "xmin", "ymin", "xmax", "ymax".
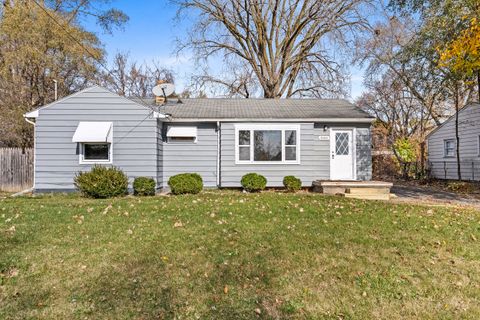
[{"xmin": 174, "ymin": 221, "xmax": 184, "ymax": 228}]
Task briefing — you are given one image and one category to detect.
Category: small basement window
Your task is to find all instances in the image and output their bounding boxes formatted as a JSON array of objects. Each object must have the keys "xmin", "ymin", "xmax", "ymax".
[
  {"xmin": 167, "ymin": 126, "xmax": 197, "ymax": 143},
  {"xmin": 444, "ymin": 139, "xmax": 456, "ymax": 158},
  {"xmin": 81, "ymin": 143, "xmax": 111, "ymax": 162}
]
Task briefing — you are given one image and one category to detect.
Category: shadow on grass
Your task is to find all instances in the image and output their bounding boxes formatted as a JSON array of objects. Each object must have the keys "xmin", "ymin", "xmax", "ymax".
[{"xmin": 72, "ymin": 245, "xmax": 287, "ymax": 319}]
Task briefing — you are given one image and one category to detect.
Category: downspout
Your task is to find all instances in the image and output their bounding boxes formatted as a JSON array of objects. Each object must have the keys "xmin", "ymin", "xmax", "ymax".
[
  {"xmin": 216, "ymin": 121, "xmax": 221, "ymax": 188},
  {"xmin": 14, "ymin": 115, "xmax": 37, "ymax": 196}
]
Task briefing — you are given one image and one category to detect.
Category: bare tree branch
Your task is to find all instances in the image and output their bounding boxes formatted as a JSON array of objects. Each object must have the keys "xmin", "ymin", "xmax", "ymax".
[{"xmin": 175, "ymin": 0, "xmax": 370, "ymax": 98}]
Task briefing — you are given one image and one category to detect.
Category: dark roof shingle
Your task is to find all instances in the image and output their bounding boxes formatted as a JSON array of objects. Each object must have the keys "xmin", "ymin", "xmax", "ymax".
[{"xmin": 133, "ymin": 98, "xmax": 373, "ymax": 120}]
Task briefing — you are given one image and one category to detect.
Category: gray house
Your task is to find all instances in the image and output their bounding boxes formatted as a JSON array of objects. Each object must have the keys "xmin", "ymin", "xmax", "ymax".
[
  {"xmin": 24, "ymin": 86, "xmax": 374, "ymax": 192},
  {"xmin": 427, "ymin": 102, "xmax": 480, "ymax": 181}
]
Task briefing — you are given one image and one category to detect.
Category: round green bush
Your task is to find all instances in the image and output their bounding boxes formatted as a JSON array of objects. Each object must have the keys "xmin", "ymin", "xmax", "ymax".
[
  {"xmin": 283, "ymin": 176, "xmax": 302, "ymax": 192},
  {"xmin": 133, "ymin": 177, "xmax": 156, "ymax": 196},
  {"xmin": 74, "ymin": 165, "xmax": 128, "ymax": 198},
  {"xmin": 241, "ymin": 173, "xmax": 267, "ymax": 192},
  {"xmin": 168, "ymin": 173, "xmax": 203, "ymax": 195}
]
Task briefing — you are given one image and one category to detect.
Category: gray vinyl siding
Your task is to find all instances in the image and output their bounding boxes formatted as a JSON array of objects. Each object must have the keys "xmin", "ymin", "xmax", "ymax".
[
  {"xmin": 220, "ymin": 122, "xmax": 372, "ymax": 187},
  {"xmin": 34, "ymin": 86, "xmax": 157, "ymax": 191},
  {"xmin": 356, "ymin": 127, "xmax": 372, "ymax": 181},
  {"xmin": 220, "ymin": 123, "xmax": 329, "ymax": 187},
  {"xmin": 161, "ymin": 122, "xmax": 218, "ymax": 187},
  {"xmin": 157, "ymin": 121, "xmax": 163, "ymax": 187},
  {"xmin": 427, "ymin": 103, "xmax": 480, "ymax": 180}
]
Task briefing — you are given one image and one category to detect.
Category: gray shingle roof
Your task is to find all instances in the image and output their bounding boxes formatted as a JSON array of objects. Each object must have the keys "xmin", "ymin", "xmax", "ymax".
[{"xmin": 132, "ymin": 98, "xmax": 373, "ymax": 120}]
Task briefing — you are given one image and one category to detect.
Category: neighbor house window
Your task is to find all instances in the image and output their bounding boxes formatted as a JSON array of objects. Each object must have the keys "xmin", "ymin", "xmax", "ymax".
[
  {"xmin": 444, "ymin": 139, "xmax": 456, "ymax": 157},
  {"xmin": 81, "ymin": 143, "xmax": 111, "ymax": 162},
  {"xmin": 235, "ymin": 125, "xmax": 300, "ymax": 164}
]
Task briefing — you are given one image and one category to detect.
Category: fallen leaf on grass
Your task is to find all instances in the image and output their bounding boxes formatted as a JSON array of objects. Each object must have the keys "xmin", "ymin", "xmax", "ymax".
[
  {"xmin": 174, "ymin": 221, "xmax": 184, "ymax": 228},
  {"xmin": 102, "ymin": 204, "xmax": 112, "ymax": 215}
]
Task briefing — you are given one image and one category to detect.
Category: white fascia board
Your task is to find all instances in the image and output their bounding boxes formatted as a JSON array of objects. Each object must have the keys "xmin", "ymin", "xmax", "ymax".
[
  {"xmin": 153, "ymin": 112, "xmax": 169, "ymax": 119},
  {"xmin": 160, "ymin": 118, "xmax": 376, "ymax": 123},
  {"xmin": 24, "ymin": 110, "xmax": 39, "ymax": 118}
]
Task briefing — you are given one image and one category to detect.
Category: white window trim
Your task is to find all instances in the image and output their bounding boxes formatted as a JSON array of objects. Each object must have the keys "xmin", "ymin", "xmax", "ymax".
[
  {"xmin": 79, "ymin": 142, "xmax": 113, "ymax": 164},
  {"xmin": 234, "ymin": 124, "xmax": 301, "ymax": 165},
  {"xmin": 443, "ymin": 139, "xmax": 456, "ymax": 158}
]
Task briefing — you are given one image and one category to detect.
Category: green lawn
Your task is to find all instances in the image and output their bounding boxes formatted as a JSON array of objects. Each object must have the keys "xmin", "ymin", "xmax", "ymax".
[{"xmin": 1, "ymin": 191, "xmax": 479, "ymax": 319}]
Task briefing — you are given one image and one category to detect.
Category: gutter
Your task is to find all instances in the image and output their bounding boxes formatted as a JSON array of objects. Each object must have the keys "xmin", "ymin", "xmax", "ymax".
[
  {"xmin": 159, "ymin": 118, "xmax": 376, "ymax": 123},
  {"xmin": 153, "ymin": 112, "xmax": 170, "ymax": 119},
  {"xmin": 22, "ymin": 113, "xmax": 36, "ymax": 193}
]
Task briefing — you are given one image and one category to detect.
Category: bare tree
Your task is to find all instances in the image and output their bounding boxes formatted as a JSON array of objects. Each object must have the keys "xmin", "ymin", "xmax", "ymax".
[
  {"xmin": 175, "ymin": 0, "xmax": 370, "ymax": 98},
  {"xmin": 357, "ymin": 71, "xmax": 430, "ymax": 178},
  {"xmin": 355, "ymin": 13, "xmax": 450, "ymax": 125},
  {"xmin": 190, "ymin": 59, "xmax": 260, "ymax": 98},
  {"xmin": 101, "ymin": 53, "xmax": 175, "ymax": 98}
]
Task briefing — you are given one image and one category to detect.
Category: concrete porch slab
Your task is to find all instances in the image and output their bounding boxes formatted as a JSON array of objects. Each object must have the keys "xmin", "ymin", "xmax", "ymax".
[{"xmin": 312, "ymin": 180, "xmax": 394, "ymax": 200}]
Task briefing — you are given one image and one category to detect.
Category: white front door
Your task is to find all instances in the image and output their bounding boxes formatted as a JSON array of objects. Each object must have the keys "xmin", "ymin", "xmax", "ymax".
[{"xmin": 330, "ymin": 129, "xmax": 355, "ymax": 180}]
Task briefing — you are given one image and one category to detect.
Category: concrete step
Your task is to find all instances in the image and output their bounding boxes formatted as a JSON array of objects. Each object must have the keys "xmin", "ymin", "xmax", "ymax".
[
  {"xmin": 344, "ymin": 193, "xmax": 392, "ymax": 201},
  {"xmin": 346, "ymin": 187, "xmax": 390, "ymax": 195}
]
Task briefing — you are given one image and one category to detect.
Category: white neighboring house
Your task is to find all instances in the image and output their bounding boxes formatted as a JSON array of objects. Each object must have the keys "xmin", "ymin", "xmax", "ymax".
[{"xmin": 427, "ymin": 102, "xmax": 480, "ymax": 180}]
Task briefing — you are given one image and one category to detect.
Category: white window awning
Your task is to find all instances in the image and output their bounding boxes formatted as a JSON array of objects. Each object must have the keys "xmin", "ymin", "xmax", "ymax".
[
  {"xmin": 72, "ymin": 122, "xmax": 113, "ymax": 143},
  {"xmin": 166, "ymin": 126, "xmax": 197, "ymax": 138}
]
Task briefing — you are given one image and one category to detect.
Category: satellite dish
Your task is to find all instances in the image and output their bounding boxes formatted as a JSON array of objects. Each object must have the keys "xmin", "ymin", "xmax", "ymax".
[{"xmin": 153, "ymin": 83, "xmax": 175, "ymax": 97}]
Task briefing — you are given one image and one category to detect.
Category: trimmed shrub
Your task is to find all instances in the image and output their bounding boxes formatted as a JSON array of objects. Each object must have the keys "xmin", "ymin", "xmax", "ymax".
[
  {"xmin": 283, "ymin": 176, "xmax": 302, "ymax": 192},
  {"xmin": 241, "ymin": 173, "xmax": 267, "ymax": 192},
  {"xmin": 133, "ymin": 177, "xmax": 156, "ymax": 196},
  {"xmin": 168, "ymin": 173, "xmax": 203, "ymax": 195},
  {"xmin": 74, "ymin": 165, "xmax": 128, "ymax": 198}
]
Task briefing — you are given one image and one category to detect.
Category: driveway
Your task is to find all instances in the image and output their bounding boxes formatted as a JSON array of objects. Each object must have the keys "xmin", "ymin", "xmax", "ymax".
[{"xmin": 391, "ymin": 184, "xmax": 480, "ymax": 208}]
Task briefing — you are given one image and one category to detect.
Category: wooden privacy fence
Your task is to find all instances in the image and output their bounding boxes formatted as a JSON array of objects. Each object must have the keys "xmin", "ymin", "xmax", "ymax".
[{"xmin": 0, "ymin": 148, "xmax": 34, "ymax": 192}]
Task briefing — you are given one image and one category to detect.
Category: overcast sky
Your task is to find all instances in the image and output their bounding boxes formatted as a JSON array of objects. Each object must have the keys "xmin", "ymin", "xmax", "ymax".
[{"xmin": 83, "ymin": 0, "xmax": 366, "ymax": 101}]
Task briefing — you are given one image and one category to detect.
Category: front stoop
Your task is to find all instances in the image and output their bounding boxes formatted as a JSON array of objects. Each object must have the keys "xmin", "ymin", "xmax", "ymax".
[{"xmin": 312, "ymin": 181, "xmax": 394, "ymax": 200}]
